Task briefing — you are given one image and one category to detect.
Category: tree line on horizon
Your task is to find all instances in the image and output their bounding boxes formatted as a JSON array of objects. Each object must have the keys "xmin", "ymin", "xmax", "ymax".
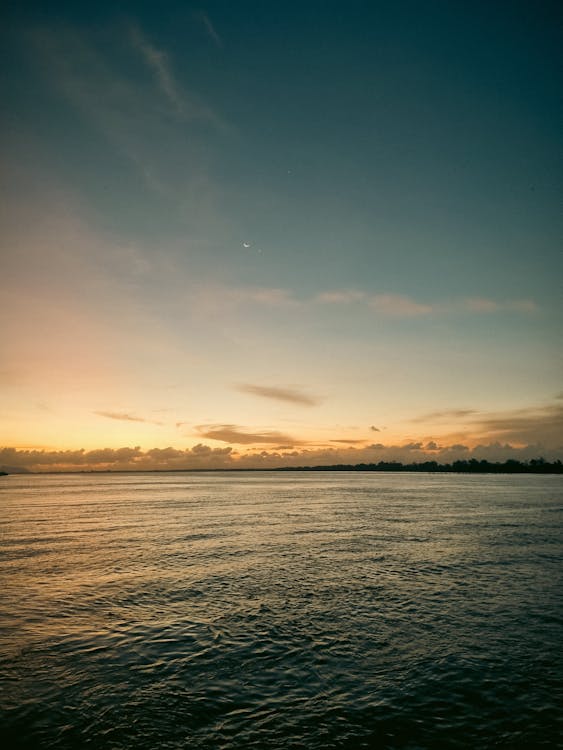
[
  {"xmin": 1, "ymin": 458, "xmax": 562, "ymax": 475},
  {"xmin": 276, "ymin": 458, "xmax": 563, "ymax": 474}
]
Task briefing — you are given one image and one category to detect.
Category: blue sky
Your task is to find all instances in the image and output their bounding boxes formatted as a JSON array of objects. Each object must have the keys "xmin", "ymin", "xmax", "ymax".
[{"xmin": 1, "ymin": 1, "xmax": 562, "ymax": 470}]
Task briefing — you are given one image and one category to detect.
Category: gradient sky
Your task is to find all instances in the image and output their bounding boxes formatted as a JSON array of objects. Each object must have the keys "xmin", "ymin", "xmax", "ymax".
[{"xmin": 2, "ymin": 1, "xmax": 562, "ymax": 471}]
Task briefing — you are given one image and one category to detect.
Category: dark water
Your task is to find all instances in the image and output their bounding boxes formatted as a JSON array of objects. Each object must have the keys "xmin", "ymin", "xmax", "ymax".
[{"xmin": 1, "ymin": 472, "xmax": 562, "ymax": 749}]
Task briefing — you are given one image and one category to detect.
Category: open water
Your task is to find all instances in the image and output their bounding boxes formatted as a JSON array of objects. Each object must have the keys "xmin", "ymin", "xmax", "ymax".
[{"xmin": 1, "ymin": 471, "xmax": 562, "ymax": 749}]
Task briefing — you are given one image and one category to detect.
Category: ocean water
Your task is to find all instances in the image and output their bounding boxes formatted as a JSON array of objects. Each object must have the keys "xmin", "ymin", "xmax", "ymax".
[{"xmin": 1, "ymin": 471, "xmax": 562, "ymax": 749}]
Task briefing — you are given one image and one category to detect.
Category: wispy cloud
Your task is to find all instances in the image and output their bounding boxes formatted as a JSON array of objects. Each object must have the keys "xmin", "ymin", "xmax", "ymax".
[
  {"xmin": 315, "ymin": 289, "xmax": 538, "ymax": 317},
  {"xmin": 330, "ymin": 439, "xmax": 366, "ymax": 444},
  {"xmin": 192, "ymin": 285, "xmax": 538, "ymax": 319},
  {"xmin": 129, "ymin": 24, "xmax": 220, "ymax": 125},
  {"xmin": 229, "ymin": 287, "xmax": 298, "ymax": 307},
  {"xmin": 463, "ymin": 297, "xmax": 501, "ymax": 313},
  {"xmin": 192, "ymin": 285, "xmax": 299, "ymax": 314},
  {"xmin": 95, "ymin": 411, "xmax": 163, "ymax": 425},
  {"xmin": 197, "ymin": 423, "xmax": 299, "ymax": 445},
  {"xmin": 315, "ymin": 290, "xmax": 366, "ymax": 304},
  {"xmin": 367, "ymin": 294, "xmax": 434, "ymax": 316},
  {"xmin": 130, "ymin": 25, "xmax": 183, "ymax": 113},
  {"xmin": 316, "ymin": 290, "xmax": 433, "ymax": 316},
  {"xmin": 196, "ymin": 11, "xmax": 223, "ymax": 48},
  {"xmin": 412, "ymin": 403, "xmax": 563, "ymax": 450},
  {"xmin": 31, "ymin": 23, "xmax": 224, "ymax": 194},
  {"xmin": 463, "ymin": 298, "xmax": 538, "ymax": 314},
  {"xmin": 411, "ymin": 409, "xmax": 478, "ymax": 423},
  {"xmin": 236, "ymin": 383, "xmax": 320, "ymax": 406},
  {"xmin": 469, "ymin": 404, "xmax": 563, "ymax": 446}
]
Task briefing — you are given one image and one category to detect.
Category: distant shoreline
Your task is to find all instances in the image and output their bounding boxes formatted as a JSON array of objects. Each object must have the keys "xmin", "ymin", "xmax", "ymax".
[{"xmin": 1, "ymin": 459, "xmax": 562, "ymax": 475}]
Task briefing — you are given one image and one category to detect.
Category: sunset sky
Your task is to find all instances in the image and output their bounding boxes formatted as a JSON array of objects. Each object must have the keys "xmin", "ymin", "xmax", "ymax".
[{"xmin": 2, "ymin": 1, "xmax": 562, "ymax": 471}]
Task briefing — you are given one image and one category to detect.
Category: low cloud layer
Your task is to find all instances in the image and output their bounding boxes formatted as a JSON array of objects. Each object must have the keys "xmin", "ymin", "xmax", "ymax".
[
  {"xmin": 2, "ymin": 437, "xmax": 560, "ymax": 474},
  {"xmin": 411, "ymin": 403, "xmax": 563, "ymax": 449},
  {"xmin": 0, "ymin": 445, "xmax": 233, "ymax": 473}
]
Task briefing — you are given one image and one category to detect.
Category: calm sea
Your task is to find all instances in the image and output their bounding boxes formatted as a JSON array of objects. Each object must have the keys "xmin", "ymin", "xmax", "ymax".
[{"xmin": 1, "ymin": 472, "xmax": 562, "ymax": 749}]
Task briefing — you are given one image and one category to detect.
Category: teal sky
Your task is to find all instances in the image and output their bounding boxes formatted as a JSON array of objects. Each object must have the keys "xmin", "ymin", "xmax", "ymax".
[{"xmin": 1, "ymin": 1, "xmax": 562, "ymax": 470}]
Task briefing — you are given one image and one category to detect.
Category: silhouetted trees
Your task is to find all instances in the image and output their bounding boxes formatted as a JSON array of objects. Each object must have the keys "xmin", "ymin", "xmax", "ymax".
[{"xmin": 277, "ymin": 459, "xmax": 563, "ymax": 474}]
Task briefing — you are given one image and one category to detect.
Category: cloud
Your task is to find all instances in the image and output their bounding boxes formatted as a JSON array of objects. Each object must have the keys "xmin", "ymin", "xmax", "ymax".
[
  {"xmin": 129, "ymin": 24, "xmax": 220, "ymax": 125},
  {"xmin": 411, "ymin": 409, "xmax": 478, "ymax": 423},
  {"xmin": 189, "ymin": 285, "xmax": 540, "ymax": 321},
  {"xmin": 469, "ymin": 404, "xmax": 563, "ymax": 447},
  {"xmin": 414, "ymin": 403, "xmax": 563, "ymax": 451},
  {"xmin": 193, "ymin": 285, "xmax": 299, "ymax": 314},
  {"xmin": 315, "ymin": 290, "xmax": 432, "ymax": 316},
  {"xmin": 236, "ymin": 383, "xmax": 319, "ymax": 406},
  {"xmin": 330, "ymin": 439, "xmax": 366, "ymax": 444},
  {"xmin": 463, "ymin": 298, "xmax": 500, "ymax": 313},
  {"xmin": 196, "ymin": 424, "xmax": 299, "ymax": 445},
  {"xmin": 95, "ymin": 411, "xmax": 163, "ymax": 425},
  {"xmin": 196, "ymin": 11, "xmax": 223, "ymax": 48},
  {"xmin": 463, "ymin": 298, "xmax": 538, "ymax": 314},
  {"xmin": 219, "ymin": 440, "xmax": 561, "ymax": 469},
  {"xmin": 314, "ymin": 289, "xmax": 538, "ymax": 317},
  {"xmin": 315, "ymin": 290, "xmax": 366, "ymax": 304},
  {"xmin": 31, "ymin": 23, "xmax": 224, "ymax": 195},
  {"xmin": 130, "ymin": 25, "xmax": 183, "ymax": 113},
  {"xmin": 95, "ymin": 411, "xmax": 146, "ymax": 423},
  {"xmin": 0, "ymin": 446, "xmax": 141, "ymax": 471},
  {"xmin": 1, "ymin": 434, "xmax": 560, "ymax": 474},
  {"xmin": 229, "ymin": 287, "xmax": 298, "ymax": 307},
  {"xmin": 367, "ymin": 294, "xmax": 434, "ymax": 317},
  {"xmin": 0, "ymin": 444, "xmax": 235, "ymax": 472}
]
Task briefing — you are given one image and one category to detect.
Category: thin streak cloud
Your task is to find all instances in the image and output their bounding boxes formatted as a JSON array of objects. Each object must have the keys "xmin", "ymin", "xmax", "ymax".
[
  {"xmin": 330, "ymin": 439, "xmax": 366, "ymax": 444},
  {"xmin": 95, "ymin": 411, "xmax": 163, "ymax": 425},
  {"xmin": 236, "ymin": 384, "xmax": 319, "ymax": 407},
  {"xmin": 315, "ymin": 290, "xmax": 366, "ymax": 304},
  {"xmin": 412, "ymin": 409, "xmax": 478, "ymax": 423},
  {"xmin": 32, "ymin": 23, "xmax": 224, "ymax": 196},
  {"xmin": 315, "ymin": 290, "xmax": 539, "ymax": 317},
  {"xmin": 463, "ymin": 298, "xmax": 538, "ymax": 314},
  {"xmin": 316, "ymin": 290, "xmax": 432, "ymax": 315},
  {"xmin": 367, "ymin": 294, "xmax": 434, "ymax": 316},
  {"xmin": 130, "ymin": 26, "xmax": 183, "ymax": 112},
  {"xmin": 197, "ymin": 424, "xmax": 299, "ymax": 445},
  {"xmin": 197, "ymin": 11, "xmax": 223, "ymax": 48},
  {"xmin": 129, "ymin": 24, "xmax": 220, "ymax": 124}
]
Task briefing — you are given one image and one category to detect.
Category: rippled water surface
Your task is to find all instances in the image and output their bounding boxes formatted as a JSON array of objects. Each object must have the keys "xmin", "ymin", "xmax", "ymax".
[{"xmin": 1, "ymin": 471, "xmax": 562, "ymax": 749}]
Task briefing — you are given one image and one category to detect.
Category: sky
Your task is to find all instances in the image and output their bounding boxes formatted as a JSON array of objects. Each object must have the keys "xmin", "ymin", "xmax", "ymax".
[{"xmin": 1, "ymin": 0, "xmax": 562, "ymax": 472}]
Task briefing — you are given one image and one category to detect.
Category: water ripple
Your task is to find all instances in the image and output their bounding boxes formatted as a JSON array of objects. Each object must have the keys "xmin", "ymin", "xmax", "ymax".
[{"xmin": 1, "ymin": 472, "xmax": 562, "ymax": 749}]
